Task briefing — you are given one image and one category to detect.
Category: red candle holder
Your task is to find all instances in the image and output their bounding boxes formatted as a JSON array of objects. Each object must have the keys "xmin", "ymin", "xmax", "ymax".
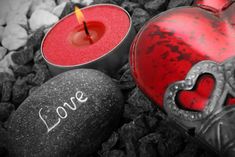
[{"xmin": 41, "ymin": 4, "xmax": 136, "ymax": 76}]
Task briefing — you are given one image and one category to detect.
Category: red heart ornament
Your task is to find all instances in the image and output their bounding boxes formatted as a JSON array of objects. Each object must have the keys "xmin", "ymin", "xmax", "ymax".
[
  {"xmin": 177, "ymin": 75, "xmax": 215, "ymax": 111},
  {"xmin": 130, "ymin": 0, "xmax": 235, "ymax": 111}
]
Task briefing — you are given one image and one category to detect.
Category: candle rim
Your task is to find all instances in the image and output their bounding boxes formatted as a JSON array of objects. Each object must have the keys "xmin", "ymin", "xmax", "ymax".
[{"xmin": 41, "ymin": 3, "xmax": 133, "ymax": 68}]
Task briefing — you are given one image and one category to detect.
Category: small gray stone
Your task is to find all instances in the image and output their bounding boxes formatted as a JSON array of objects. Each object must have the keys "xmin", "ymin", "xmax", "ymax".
[
  {"xmin": 132, "ymin": 8, "xmax": 150, "ymax": 31},
  {"xmin": 167, "ymin": 0, "xmax": 194, "ymax": 9},
  {"xmin": 0, "ymin": 103, "xmax": 15, "ymax": 122},
  {"xmin": 0, "ymin": 26, "xmax": 4, "ymax": 42},
  {"xmin": 121, "ymin": 1, "xmax": 141, "ymax": 14},
  {"xmin": 144, "ymin": 0, "xmax": 168, "ymax": 15},
  {"xmin": 0, "ymin": 47, "xmax": 7, "ymax": 61},
  {"xmin": 52, "ymin": 2, "xmax": 67, "ymax": 17},
  {"xmin": 29, "ymin": 10, "xmax": 59, "ymax": 31},
  {"xmin": 1, "ymin": 24, "xmax": 28, "ymax": 51},
  {"xmin": 29, "ymin": 0, "xmax": 56, "ymax": 15},
  {"xmin": 8, "ymin": 69, "xmax": 124, "ymax": 157}
]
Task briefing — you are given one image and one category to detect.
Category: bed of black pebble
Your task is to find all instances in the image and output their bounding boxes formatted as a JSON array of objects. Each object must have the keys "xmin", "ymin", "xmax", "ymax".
[{"xmin": 0, "ymin": 0, "xmax": 215, "ymax": 156}]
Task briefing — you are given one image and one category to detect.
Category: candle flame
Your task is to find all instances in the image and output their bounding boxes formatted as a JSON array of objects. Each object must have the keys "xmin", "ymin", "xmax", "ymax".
[{"xmin": 75, "ymin": 6, "xmax": 85, "ymax": 25}]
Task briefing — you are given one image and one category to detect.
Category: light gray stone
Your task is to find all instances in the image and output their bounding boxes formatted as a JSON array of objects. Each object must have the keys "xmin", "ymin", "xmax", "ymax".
[
  {"xmin": 0, "ymin": 47, "xmax": 7, "ymax": 61},
  {"xmin": 29, "ymin": 9, "xmax": 59, "ymax": 31},
  {"xmin": 1, "ymin": 24, "xmax": 28, "ymax": 51},
  {"xmin": 30, "ymin": 0, "xmax": 56, "ymax": 15},
  {"xmin": 52, "ymin": 2, "xmax": 67, "ymax": 17}
]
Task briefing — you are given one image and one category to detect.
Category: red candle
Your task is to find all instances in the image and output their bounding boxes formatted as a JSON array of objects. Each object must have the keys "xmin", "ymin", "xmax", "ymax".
[{"xmin": 41, "ymin": 4, "xmax": 135, "ymax": 75}]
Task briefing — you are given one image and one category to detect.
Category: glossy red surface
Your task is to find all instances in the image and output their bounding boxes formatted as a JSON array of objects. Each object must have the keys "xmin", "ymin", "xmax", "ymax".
[{"xmin": 130, "ymin": 0, "xmax": 235, "ymax": 110}]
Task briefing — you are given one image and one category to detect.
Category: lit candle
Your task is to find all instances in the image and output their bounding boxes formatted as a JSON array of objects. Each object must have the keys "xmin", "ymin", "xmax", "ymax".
[{"xmin": 41, "ymin": 4, "xmax": 136, "ymax": 76}]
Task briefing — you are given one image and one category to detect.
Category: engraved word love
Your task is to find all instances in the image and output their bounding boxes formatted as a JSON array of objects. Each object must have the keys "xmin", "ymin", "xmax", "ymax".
[{"xmin": 39, "ymin": 91, "xmax": 88, "ymax": 133}]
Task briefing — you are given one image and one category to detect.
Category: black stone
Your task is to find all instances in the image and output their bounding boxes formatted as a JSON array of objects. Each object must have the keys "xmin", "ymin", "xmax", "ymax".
[
  {"xmin": 26, "ymin": 27, "xmax": 45, "ymax": 51},
  {"xmin": 11, "ymin": 47, "xmax": 34, "ymax": 65},
  {"xmin": 132, "ymin": 8, "xmax": 150, "ymax": 31},
  {"xmin": 12, "ymin": 77, "xmax": 30, "ymax": 105},
  {"xmin": 121, "ymin": 1, "xmax": 141, "ymax": 14},
  {"xmin": 1, "ymin": 81, "xmax": 13, "ymax": 102},
  {"xmin": 0, "ymin": 103, "xmax": 15, "ymax": 122},
  {"xmin": 144, "ymin": 0, "xmax": 169, "ymax": 15},
  {"xmin": 92, "ymin": 0, "xmax": 118, "ymax": 5},
  {"xmin": 118, "ymin": 68, "xmax": 136, "ymax": 91},
  {"xmin": 30, "ymin": 64, "xmax": 51, "ymax": 85},
  {"xmin": 123, "ymin": 88, "xmax": 154, "ymax": 120},
  {"xmin": 8, "ymin": 69, "xmax": 124, "ymax": 157},
  {"xmin": 13, "ymin": 65, "xmax": 32, "ymax": 77},
  {"xmin": 167, "ymin": 0, "xmax": 194, "ymax": 9}
]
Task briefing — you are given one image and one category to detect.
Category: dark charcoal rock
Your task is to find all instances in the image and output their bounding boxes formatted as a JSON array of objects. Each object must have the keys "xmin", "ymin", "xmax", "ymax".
[
  {"xmin": 30, "ymin": 64, "xmax": 51, "ymax": 85},
  {"xmin": 13, "ymin": 65, "xmax": 32, "ymax": 77},
  {"xmin": 112, "ymin": 0, "xmax": 124, "ymax": 5},
  {"xmin": 26, "ymin": 27, "xmax": 45, "ymax": 51},
  {"xmin": 8, "ymin": 69, "xmax": 124, "ymax": 157},
  {"xmin": 119, "ymin": 115, "xmax": 149, "ymax": 157},
  {"xmin": 92, "ymin": 0, "xmax": 118, "ymax": 5},
  {"xmin": 118, "ymin": 68, "xmax": 135, "ymax": 91},
  {"xmin": 167, "ymin": 0, "xmax": 194, "ymax": 9},
  {"xmin": 144, "ymin": 0, "xmax": 169, "ymax": 15},
  {"xmin": 0, "ymin": 103, "xmax": 15, "ymax": 122},
  {"xmin": 12, "ymin": 77, "xmax": 30, "ymax": 105},
  {"xmin": 0, "ymin": 73, "xmax": 15, "ymax": 102},
  {"xmin": 0, "ymin": 123, "xmax": 8, "ymax": 156},
  {"xmin": 60, "ymin": 2, "xmax": 85, "ymax": 19},
  {"xmin": 175, "ymin": 142, "xmax": 198, "ymax": 157},
  {"xmin": 11, "ymin": 47, "xmax": 34, "ymax": 65},
  {"xmin": 101, "ymin": 132, "xmax": 119, "ymax": 153},
  {"xmin": 1, "ymin": 81, "xmax": 13, "ymax": 102},
  {"xmin": 138, "ymin": 133, "xmax": 160, "ymax": 157},
  {"xmin": 0, "ymin": 73, "xmax": 15, "ymax": 83},
  {"xmin": 132, "ymin": 8, "xmax": 150, "ymax": 31},
  {"xmin": 133, "ymin": 0, "xmax": 152, "ymax": 6},
  {"xmin": 157, "ymin": 124, "xmax": 185, "ymax": 157},
  {"xmin": 121, "ymin": 1, "xmax": 141, "ymax": 14},
  {"xmin": 34, "ymin": 50, "xmax": 45, "ymax": 64},
  {"xmin": 124, "ymin": 88, "xmax": 154, "ymax": 120},
  {"xmin": 102, "ymin": 150, "xmax": 125, "ymax": 157}
]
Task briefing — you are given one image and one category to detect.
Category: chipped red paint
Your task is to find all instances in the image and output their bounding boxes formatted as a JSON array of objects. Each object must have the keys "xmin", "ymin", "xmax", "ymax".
[{"xmin": 130, "ymin": 0, "xmax": 235, "ymax": 110}]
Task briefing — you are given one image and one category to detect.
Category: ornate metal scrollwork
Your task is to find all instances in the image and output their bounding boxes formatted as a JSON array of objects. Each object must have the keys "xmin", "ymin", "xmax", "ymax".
[{"xmin": 164, "ymin": 57, "xmax": 235, "ymax": 157}]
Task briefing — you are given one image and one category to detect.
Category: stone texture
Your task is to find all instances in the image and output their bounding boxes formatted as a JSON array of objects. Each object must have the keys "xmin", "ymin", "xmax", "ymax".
[
  {"xmin": 132, "ymin": 8, "xmax": 150, "ymax": 31},
  {"xmin": 29, "ymin": 0, "xmax": 56, "ymax": 15},
  {"xmin": 0, "ymin": 0, "xmax": 10, "ymax": 26},
  {"xmin": 144, "ymin": 0, "xmax": 169, "ymax": 15},
  {"xmin": 0, "ymin": 47, "xmax": 7, "ymax": 61},
  {"xmin": 167, "ymin": 0, "xmax": 194, "ymax": 9},
  {"xmin": 8, "ymin": 0, "xmax": 32, "ymax": 15},
  {"xmin": 29, "ymin": 10, "xmax": 59, "ymax": 31},
  {"xmin": 0, "ymin": 26, "xmax": 4, "ymax": 42},
  {"xmin": 0, "ymin": 51, "xmax": 18, "ymax": 75},
  {"xmin": 72, "ymin": 0, "xmax": 94, "ymax": 6},
  {"xmin": 8, "ymin": 69, "xmax": 124, "ymax": 157},
  {"xmin": 1, "ymin": 24, "xmax": 28, "ymax": 51},
  {"xmin": 0, "ymin": 103, "xmax": 15, "ymax": 122},
  {"xmin": 121, "ymin": 1, "xmax": 141, "ymax": 14},
  {"xmin": 6, "ymin": 13, "xmax": 28, "ymax": 27},
  {"xmin": 52, "ymin": 2, "xmax": 67, "ymax": 17}
]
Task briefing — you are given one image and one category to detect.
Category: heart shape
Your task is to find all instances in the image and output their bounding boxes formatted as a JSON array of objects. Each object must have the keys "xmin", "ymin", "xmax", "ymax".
[
  {"xmin": 130, "ymin": 0, "xmax": 235, "ymax": 111},
  {"xmin": 177, "ymin": 75, "xmax": 215, "ymax": 111},
  {"xmin": 164, "ymin": 60, "xmax": 225, "ymax": 124}
]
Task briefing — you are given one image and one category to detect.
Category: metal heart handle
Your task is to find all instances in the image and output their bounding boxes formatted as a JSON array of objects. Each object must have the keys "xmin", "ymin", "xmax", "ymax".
[
  {"xmin": 164, "ymin": 60, "xmax": 225, "ymax": 127},
  {"xmin": 164, "ymin": 57, "xmax": 235, "ymax": 156}
]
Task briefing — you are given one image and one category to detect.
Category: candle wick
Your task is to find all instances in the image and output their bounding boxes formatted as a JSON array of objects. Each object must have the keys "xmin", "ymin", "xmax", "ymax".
[
  {"xmin": 83, "ymin": 21, "xmax": 93, "ymax": 44},
  {"xmin": 83, "ymin": 21, "xmax": 90, "ymax": 36}
]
